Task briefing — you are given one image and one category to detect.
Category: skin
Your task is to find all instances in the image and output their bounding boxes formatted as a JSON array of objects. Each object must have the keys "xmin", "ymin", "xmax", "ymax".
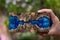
[
  {"xmin": 38, "ymin": 9, "xmax": 60, "ymax": 36},
  {"xmin": 0, "ymin": 9, "xmax": 60, "ymax": 40}
]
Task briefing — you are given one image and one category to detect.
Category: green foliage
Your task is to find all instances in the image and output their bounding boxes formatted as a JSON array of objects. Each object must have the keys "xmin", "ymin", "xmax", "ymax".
[
  {"xmin": 54, "ymin": 37, "xmax": 60, "ymax": 40},
  {"xmin": 44, "ymin": 36, "xmax": 50, "ymax": 40},
  {"xmin": 26, "ymin": 0, "xmax": 32, "ymax": 4},
  {"xmin": 2, "ymin": 0, "xmax": 60, "ymax": 40},
  {"xmin": 15, "ymin": 32, "xmax": 39, "ymax": 40},
  {"xmin": 0, "ymin": 0, "xmax": 5, "ymax": 6},
  {"xmin": 0, "ymin": 0, "xmax": 5, "ymax": 11},
  {"xmin": 4, "ymin": 17, "xmax": 9, "ymax": 26},
  {"xmin": 39, "ymin": 0, "xmax": 60, "ymax": 19},
  {"xmin": 6, "ymin": 2, "xmax": 18, "ymax": 12},
  {"xmin": 32, "ymin": 4, "xmax": 40, "ymax": 11}
]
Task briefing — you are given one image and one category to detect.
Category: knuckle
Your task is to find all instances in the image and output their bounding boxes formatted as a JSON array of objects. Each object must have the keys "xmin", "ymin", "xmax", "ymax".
[{"xmin": 49, "ymin": 9, "xmax": 53, "ymax": 12}]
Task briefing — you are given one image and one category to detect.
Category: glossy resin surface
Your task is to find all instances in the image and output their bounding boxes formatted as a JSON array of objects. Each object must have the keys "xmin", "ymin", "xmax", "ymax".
[{"xmin": 9, "ymin": 15, "xmax": 50, "ymax": 30}]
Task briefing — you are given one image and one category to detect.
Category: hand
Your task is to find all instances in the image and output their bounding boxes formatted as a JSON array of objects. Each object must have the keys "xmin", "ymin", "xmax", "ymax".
[{"xmin": 38, "ymin": 9, "xmax": 60, "ymax": 36}]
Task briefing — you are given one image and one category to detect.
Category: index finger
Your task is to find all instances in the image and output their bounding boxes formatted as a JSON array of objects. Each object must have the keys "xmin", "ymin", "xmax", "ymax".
[{"xmin": 37, "ymin": 9, "xmax": 59, "ymax": 24}]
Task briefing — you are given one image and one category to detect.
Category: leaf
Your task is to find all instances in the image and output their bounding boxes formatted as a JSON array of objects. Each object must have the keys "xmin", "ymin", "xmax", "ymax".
[{"xmin": 4, "ymin": 17, "xmax": 9, "ymax": 26}]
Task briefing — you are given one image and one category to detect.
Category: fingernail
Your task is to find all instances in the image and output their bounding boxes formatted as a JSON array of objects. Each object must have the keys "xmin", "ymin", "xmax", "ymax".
[{"xmin": 38, "ymin": 10, "xmax": 41, "ymax": 12}]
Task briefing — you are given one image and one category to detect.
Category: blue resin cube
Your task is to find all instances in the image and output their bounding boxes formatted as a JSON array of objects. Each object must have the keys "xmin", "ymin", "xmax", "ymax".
[
  {"xmin": 31, "ymin": 20, "xmax": 38, "ymax": 25},
  {"xmin": 37, "ymin": 16, "xmax": 50, "ymax": 28},
  {"xmin": 8, "ymin": 15, "xmax": 19, "ymax": 30},
  {"xmin": 18, "ymin": 20, "xmax": 24, "ymax": 25}
]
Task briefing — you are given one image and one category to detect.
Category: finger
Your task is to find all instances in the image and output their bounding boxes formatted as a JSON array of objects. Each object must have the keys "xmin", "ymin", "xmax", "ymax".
[
  {"xmin": 48, "ymin": 22, "xmax": 60, "ymax": 36},
  {"xmin": 37, "ymin": 9, "xmax": 59, "ymax": 24}
]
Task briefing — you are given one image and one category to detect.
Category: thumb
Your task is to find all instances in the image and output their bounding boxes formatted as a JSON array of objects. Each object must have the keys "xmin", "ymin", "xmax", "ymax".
[{"xmin": 48, "ymin": 22, "xmax": 60, "ymax": 36}]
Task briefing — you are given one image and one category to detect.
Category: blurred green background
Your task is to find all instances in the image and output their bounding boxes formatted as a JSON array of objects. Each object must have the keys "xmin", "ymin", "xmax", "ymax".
[
  {"xmin": 0, "ymin": 0, "xmax": 60, "ymax": 19},
  {"xmin": 0, "ymin": 0, "xmax": 60, "ymax": 40}
]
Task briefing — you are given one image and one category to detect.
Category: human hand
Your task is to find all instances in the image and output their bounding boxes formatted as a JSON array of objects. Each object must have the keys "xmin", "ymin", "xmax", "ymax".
[{"xmin": 38, "ymin": 9, "xmax": 60, "ymax": 36}]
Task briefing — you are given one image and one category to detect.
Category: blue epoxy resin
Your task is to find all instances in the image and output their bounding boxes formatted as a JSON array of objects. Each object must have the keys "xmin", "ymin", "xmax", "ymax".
[
  {"xmin": 37, "ymin": 16, "xmax": 50, "ymax": 28},
  {"xmin": 8, "ymin": 23, "xmax": 18, "ymax": 30},
  {"xmin": 18, "ymin": 20, "xmax": 24, "ymax": 25},
  {"xmin": 31, "ymin": 20, "xmax": 38, "ymax": 25},
  {"xmin": 25, "ymin": 20, "xmax": 31, "ymax": 23},
  {"xmin": 26, "ymin": 20, "xmax": 38, "ymax": 25},
  {"xmin": 8, "ymin": 15, "xmax": 50, "ymax": 30},
  {"xmin": 9, "ymin": 15, "xmax": 19, "ymax": 30}
]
